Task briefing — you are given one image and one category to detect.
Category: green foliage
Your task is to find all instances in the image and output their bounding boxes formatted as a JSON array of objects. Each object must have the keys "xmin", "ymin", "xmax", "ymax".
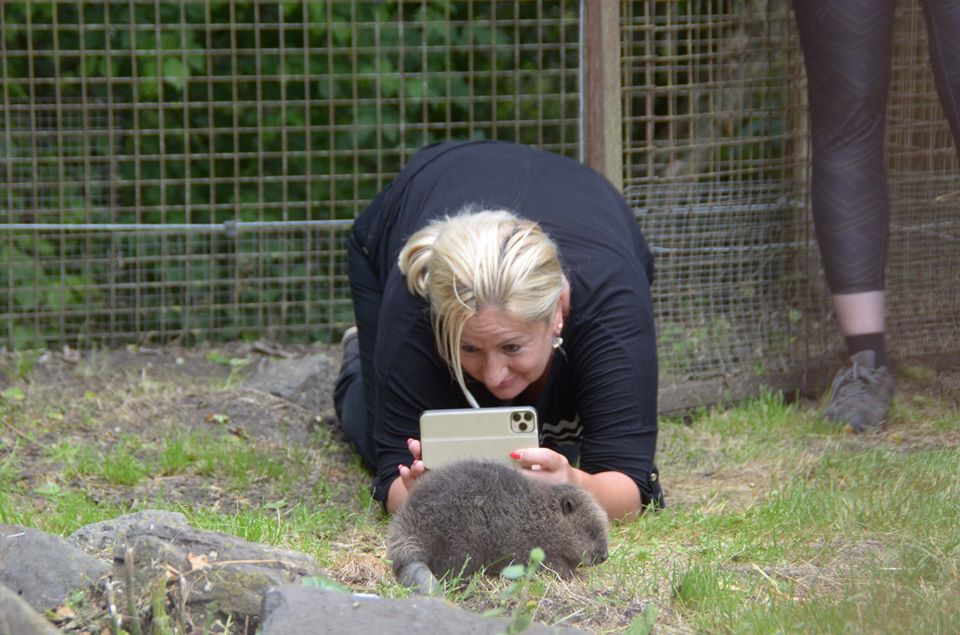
[
  {"xmin": 302, "ymin": 574, "xmax": 352, "ymax": 593},
  {"xmin": 0, "ymin": 1, "xmax": 580, "ymax": 347},
  {"xmin": 625, "ymin": 603, "xmax": 660, "ymax": 635},
  {"xmin": 1, "ymin": 1, "xmax": 578, "ymax": 220},
  {"xmin": 495, "ymin": 547, "xmax": 546, "ymax": 634}
]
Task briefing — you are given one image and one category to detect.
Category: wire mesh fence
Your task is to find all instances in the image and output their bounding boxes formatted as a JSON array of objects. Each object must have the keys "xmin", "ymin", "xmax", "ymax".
[
  {"xmin": 2, "ymin": 1, "xmax": 958, "ymax": 411},
  {"xmin": 884, "ymin": 0, "xmax": 960, "ymax": 366},
  {"xmin": 620, "ymin": 0, "xmax": 812, "ymax": 408},
  {"xmin": 2, "ymin": 0, "xmax": 580, "ymax": 347}
]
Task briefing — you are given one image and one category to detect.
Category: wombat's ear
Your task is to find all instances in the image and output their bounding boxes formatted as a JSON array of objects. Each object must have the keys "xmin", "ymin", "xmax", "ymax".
[{"xmin": 560, "ymin": 494, "xmax": 578, "ymax": 516}]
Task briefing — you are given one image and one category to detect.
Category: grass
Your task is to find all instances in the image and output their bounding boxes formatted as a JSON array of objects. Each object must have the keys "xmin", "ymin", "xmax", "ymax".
[{"xmin": 1, "ymin": 349, "xmax": 959, "ymax": 633}]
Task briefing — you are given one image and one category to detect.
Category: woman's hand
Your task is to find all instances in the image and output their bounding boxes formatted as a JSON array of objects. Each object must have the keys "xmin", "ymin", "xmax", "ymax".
[
  {"xmin": 398, "ymin": 438, "xmax": 427, "ymax": 492},
  {"xmin": 509, "ymin": 447, "xmax": 583, "ymax": 487},
  {"xmin": 386, "ymin": 438, "xmax": 429, "ymax": 513},
  {"xmin": 510, "ymin": 446, "xmax": 643, "ymax": 520}
]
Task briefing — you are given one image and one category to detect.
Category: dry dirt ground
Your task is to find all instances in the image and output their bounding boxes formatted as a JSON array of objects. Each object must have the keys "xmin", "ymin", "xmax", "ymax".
[
  {"xmin": 7, "ymin": 342, "xmax": 958, "ymax": 516},
  {"xmin": 0, "ymin": 342, "xmax": 368, "ymax": 519}
]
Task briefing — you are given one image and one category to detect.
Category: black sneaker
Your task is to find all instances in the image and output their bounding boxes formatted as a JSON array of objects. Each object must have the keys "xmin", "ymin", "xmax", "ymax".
[{"xmin": 822, "ymin": 350, "xmax": 894, "ymax": 434}]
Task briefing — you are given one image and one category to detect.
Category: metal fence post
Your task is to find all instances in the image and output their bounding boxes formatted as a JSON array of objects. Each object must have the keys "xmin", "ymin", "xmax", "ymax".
[{"xmin": 580, "ymin": 0, "xmax": 623, "ymax": 192}]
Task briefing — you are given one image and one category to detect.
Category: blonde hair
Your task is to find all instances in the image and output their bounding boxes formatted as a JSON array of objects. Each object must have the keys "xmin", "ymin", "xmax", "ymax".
[{"xmin": 397, "ymin": 207, "xmax": 564, "ymax": 407}]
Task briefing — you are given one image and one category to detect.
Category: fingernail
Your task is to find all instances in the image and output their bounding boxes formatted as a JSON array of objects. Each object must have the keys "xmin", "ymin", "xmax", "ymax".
[{"xmin": 510, "ymin": 451, "xmax": 522, "ymax": 460}]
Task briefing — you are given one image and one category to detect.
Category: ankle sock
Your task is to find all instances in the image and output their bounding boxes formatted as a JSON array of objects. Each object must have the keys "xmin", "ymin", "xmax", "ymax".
[{"xmin": 845, "ymin": 332, "xmax": 888, "ymax": 367}]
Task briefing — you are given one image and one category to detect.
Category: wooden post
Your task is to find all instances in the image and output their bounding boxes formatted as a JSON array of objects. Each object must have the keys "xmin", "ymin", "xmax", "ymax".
[{"xmin": 581, "ymin": 1, "xmax": 623, "ymax": 192}]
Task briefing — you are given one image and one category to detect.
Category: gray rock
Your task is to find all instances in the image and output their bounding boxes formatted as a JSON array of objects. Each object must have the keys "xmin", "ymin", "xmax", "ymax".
[
  {"xmin": 243, "ymin": 354, "xmax": 337, "ymax": 411},
  {"xmin": 68, "ymin": 509, "xmax": 191, "ymax": 554},
  {"xmin": 0, "ymin": 583, "xmax": 63, "ymax": 635},
  {"xmin": 108, "ymin": 516, "xmax": 323, "ymax": 624},
  {"xmin": 259, "ymin": 584, "xmax": 587, "ymax": 635},
  {"xmin": 0, "ymin": 525, "xmax": 110, "ymax": 612}
]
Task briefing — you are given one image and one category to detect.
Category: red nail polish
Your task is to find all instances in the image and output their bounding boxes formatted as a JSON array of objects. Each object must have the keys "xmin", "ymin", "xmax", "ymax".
[{"xmin": 510, "ymin": 451, "xmax": 522, "ymax": 460}]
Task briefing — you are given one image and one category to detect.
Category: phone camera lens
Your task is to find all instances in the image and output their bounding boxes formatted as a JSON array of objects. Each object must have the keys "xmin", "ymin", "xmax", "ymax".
[
  {"xmin": 517, "ymin": 421, "xmax": 528, "ymax": 432},
  {"xmin": 511, "ymin": 412, "xmax": 521, "ymax": 422},
  {"xmin": 522, "ymin": 412, "xmax": 533, "ymax": 422}
]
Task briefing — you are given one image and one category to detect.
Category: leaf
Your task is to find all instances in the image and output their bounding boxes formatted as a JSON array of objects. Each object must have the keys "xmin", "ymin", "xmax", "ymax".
[
  {"xmin": 625, "ymin": 602, "xmax": 660, "ymax": 635},
  {"xmin": 512, "ymin": 615, "xmax": 533, "ymax": 631},
  {"xmin": 187, "ymin": 552, "xmax": 210, "ymax": 571},
  {"xmin": 52, "ymin": 605, "xmax": 77, "ymax": 620},
  {"xmin": 527, "ymin": 547, "xmax": 545, "ymax": 565},
  {"xmin": 206, "ymin": 351, "xmax": 249, "ymax": 368},
  {"xmin": 1, "ymin": 386, "xmax": 25, "ymax": 402},
  {"xmin": 500, "ymin": 564, "xmax": 525, "ymax": 580},
  {"xmin": 498, "ymin": 581, "xmax": 520, "ymax": 600},
  {"xmin": 34, "ymin": 481, "xmax": 62, "ymax": 497},
  {"xmin": 163, "ymin": 56, "xmax": 186, "ymax": 91},
  {"xmin": 206, "ymin": 351, "xmax": 232, "ymax": 365},
  {"xmin": 302, "ymin": 575, "xmax": 351, "ymax": 593}
]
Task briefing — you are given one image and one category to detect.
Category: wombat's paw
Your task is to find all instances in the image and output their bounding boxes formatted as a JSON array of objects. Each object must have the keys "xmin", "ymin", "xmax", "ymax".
[{"xmin": 397, "ymin": 561, "xmax": 441, "ymax": 595}]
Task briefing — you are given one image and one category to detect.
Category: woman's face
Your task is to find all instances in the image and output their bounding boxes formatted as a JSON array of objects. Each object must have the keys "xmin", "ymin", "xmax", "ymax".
[{"xmin": 459, "ymin": 308, "xmax": 556, "ymax": 401}]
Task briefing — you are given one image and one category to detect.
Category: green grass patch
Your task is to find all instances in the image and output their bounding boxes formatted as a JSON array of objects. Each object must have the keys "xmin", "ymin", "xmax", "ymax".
[{"xmin": 3, "ymin": 351, "xmax": 959, "ymax": 633}]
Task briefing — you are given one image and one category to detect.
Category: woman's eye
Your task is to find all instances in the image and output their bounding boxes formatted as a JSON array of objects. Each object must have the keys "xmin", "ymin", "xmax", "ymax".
[
  {"xmin": 502, "ymin": 344, "xmax": 522, "ymax": 354},
  {"xmin": 461, "ymin": 344, "xmax": 478, "ymax": 354}
]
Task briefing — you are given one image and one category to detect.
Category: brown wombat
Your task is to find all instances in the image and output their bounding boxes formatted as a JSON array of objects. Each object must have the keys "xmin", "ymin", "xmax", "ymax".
[{"xmin": 387, "ymin": 459, "xmax": 609, "ymax": 594}]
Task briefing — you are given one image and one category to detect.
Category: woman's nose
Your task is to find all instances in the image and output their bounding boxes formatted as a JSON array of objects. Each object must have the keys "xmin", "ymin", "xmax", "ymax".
[{"xmin": 482, "ymin": 357, "xmax": 507, "ymax": 387}]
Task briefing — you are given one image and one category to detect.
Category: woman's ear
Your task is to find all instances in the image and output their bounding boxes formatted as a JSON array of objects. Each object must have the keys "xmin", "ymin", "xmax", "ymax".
[{"xmin": 554, "ymin": 276, "xmax": 570, "ymax": 336}]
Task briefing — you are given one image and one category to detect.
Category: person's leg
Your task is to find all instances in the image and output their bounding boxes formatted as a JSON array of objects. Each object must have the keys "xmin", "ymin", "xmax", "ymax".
[
  {"xmin": 832, "ymin": 291, "xmax": 887, "ymax": 366},
  {"xmin": 791, "ymin": 0, "xmax": 897, "ymax": 430},
  {"xmin": 921, "ymin": 0, "xmax": 960, "ymax": 157},
  {"xmin": 333, "ymin": 228, "xmax": 381, "ymax": 471}
]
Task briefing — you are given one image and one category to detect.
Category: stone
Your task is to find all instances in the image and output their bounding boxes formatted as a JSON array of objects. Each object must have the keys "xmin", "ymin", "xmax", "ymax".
[
  {"xmin": 259, "ymin": 584, "xmax": 587, "ymax": 635},
  {"xmin": 104, "ymin": 514, "xmax": 323, "ymax": 625},
  {"xmin": 68, "ymin": 509, "xmax": 192, "ymax": 555},
  {"xmin": 0, "ymin": 583, "xmax": 63, "ymax": 635},
  {"xmin": 243, "ymin": 354, "xmax": 337, "ymax": 412},
  {"xmin": 0, "ymin": 525, "xmax": 110, "ymax": 612}
]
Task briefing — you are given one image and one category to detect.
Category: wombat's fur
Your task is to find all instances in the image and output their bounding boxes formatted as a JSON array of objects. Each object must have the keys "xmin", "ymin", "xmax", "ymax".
[{"xmin": 387, "ymin": 459, "xmax": 609, "ymax": 593}]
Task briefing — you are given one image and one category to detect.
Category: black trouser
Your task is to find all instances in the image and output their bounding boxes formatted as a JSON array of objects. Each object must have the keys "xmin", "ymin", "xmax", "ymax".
[
  {"xmin": 332, "ymin": 224, "xmax": 381, "ymax": 472},
  {"xmin": 791, "ymin": 0, "xmax": 960, "ymax": 294}
]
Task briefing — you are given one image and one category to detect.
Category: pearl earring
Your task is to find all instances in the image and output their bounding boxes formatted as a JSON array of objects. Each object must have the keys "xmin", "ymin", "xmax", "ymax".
[{"xmin": 551, "ymin": 320, "xmax": 564, "ymax": 349}]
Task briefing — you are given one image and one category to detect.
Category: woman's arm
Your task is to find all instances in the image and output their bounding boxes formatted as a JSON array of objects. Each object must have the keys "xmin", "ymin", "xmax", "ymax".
[{"xmin": 386, "ymin": 476, "xmax": 409, "ymax": 514}]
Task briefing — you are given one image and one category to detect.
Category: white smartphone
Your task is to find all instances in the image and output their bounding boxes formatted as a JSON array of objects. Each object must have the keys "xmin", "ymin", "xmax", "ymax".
[{"xmin": 418, "ymin": 406, "xmax": 539, "ymax": 470}]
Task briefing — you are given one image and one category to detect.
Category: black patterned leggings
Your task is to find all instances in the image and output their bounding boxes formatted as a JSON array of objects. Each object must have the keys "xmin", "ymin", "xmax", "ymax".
[{"xmin": 791, "ymin": 0, "xmax": 960, "ymax": 294}]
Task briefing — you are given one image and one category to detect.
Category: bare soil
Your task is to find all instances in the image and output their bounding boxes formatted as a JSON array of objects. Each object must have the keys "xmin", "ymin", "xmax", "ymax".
[{"xmin": 0, "ymin": 341, "xmax": 368, "ymax": 530}]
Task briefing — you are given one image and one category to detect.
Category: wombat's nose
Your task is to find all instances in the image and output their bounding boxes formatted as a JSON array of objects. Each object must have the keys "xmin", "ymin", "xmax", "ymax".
[{"xmin": 594, "ymin": 548, "xmax": 608, "ymax": 564}]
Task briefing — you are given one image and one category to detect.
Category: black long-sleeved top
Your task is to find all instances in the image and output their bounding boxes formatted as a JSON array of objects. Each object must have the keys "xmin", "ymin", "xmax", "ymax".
[{"xmin": 348, "ymin": 140, "xmax": 663, "ymax": 507}]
